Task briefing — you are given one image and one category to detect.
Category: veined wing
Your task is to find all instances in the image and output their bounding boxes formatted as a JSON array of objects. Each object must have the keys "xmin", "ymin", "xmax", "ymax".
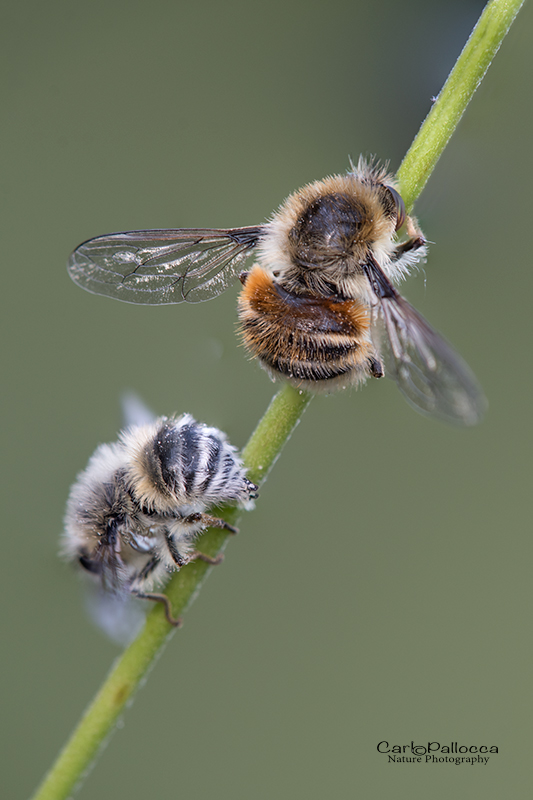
[
  {"xmin": 67, "ymin": 226, "xmax": 264, "ymax": 304},
  {"xmin": 365, "ymin": 257, "xmax": 487, "ymax": 426}
]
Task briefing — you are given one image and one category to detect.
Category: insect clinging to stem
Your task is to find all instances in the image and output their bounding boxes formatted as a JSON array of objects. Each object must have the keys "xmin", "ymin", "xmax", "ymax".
[
  {"xmin": 68, "ymin": 158, "xmax": 486, "ymax": 425},
  {"xmin": 63, "ymin": 414, "xmax": 258, "ymax": 630}
]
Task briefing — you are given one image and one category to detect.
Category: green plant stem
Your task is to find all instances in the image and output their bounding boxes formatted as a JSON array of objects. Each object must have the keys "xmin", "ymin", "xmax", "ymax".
[
  {"xmin": 31, "ymin": 384, "xmax": 312, "ymax": 800},
  {"xmin": 396, "ymin": 0, "xmax": 526, "ymax": 210},
  {"xmin": 31, "ymin": 2, "xmax": 524, "ymax": 796}
]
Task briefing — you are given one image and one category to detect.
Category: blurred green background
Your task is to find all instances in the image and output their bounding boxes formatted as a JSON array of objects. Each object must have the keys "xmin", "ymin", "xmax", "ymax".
[{"xmin": 2, "ymin": 1, "xmax": 532, "ymax": 797}]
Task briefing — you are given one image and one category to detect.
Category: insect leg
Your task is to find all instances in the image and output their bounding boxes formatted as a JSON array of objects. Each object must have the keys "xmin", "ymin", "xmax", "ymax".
[
  {"xmin": 190, "ymin": 551, "xmax": 224, "ymax": 565},
  {"xmin": 164, "ymin": 531, "xmax": 186, "ymax": 566},
  {"xmin": 368, "ymin": 356, "xmax": 384, "ymax": 378},
  {"xmin": 183, "ymin": 512, "xmax": 239, "ymax": 535},
  {"xmin": 392, "ymin": 215, "xmax": 426, "ymax": 259},
  {"xmin": 134, "ymin": 591, "xmax": 182, "ymax": 627}
]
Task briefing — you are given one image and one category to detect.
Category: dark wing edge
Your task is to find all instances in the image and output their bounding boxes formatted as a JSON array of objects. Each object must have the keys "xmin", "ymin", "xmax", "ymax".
[{"xmin": 67, "ymin": 226, "xmax": 264, "ymax": 305}]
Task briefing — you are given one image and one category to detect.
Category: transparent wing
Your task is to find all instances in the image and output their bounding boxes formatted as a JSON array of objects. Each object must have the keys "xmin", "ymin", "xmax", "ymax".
[
  {"xmin": 372, "ymin": 294, "xmax": 487, "ymax": 425},
  {"xmin": 67, "ymin": 226, "xmax": 264, "ymax": 304},
  {"xmin": 83, "ymin": 578, "xmax": 147, "ymax": 646},
  {"xmin": 120, "ymin": 391, "xmax": 157, "ymax": 428},
  {"xmin": 364, "ymin": 257, "xmax": 486, "ymax": 426}
]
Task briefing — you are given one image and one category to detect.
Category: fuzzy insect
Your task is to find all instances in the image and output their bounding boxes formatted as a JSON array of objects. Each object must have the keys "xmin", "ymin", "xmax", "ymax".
[
  {"xmin": 63, "ymin": 414, "xmax": 257, "ymax": 629},
  {"xmin": 68, "ymin": 158, "xmax": 486, "ymax": 425}
]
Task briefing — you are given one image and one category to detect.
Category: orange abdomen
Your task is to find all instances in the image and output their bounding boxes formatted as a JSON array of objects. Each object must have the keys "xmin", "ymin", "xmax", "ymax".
[{"xmin": 238, "ymin": 266, "xmax": 376, "ymax": 388}]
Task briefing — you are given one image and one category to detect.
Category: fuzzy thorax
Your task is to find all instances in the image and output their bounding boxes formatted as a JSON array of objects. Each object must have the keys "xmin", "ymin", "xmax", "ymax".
[{"xmin": 257, "ymin": 159, "xmax": 412, "ymax": 300}]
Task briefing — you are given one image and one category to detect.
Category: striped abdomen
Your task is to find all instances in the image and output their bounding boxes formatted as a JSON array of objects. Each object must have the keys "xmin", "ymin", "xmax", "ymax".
[
  {"xmin": 238, "ymin": 266, "xmax": 379, "ymax": 389},
  {"xmin": 123, "ymin": 415, "xmax": 254, "ymax": 511}
]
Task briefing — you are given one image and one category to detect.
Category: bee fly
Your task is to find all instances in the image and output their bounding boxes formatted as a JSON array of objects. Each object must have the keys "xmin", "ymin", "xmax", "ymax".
[
  {"xmin": 63, "ymin": 414, "xmax": 257, "ymax": 630},
  {"xmin": 68, "ymin": 159, "xmax": 486, "ymax": 425}
]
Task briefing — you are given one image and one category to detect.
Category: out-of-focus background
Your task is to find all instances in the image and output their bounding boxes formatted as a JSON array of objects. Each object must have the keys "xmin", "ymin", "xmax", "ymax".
[{"xmin": 3, "ymin": 1, "xmax": 532, "ymax": 798}]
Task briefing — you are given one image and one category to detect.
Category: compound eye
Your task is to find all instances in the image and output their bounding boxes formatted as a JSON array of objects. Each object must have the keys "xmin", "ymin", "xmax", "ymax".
[
  {"xmin": 385, "ymin": 185, "xmax": 406, "ymax": 232},
  {"xmin": 79, "ymin": 554, "xmax": 100, "ymax": 574}
]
